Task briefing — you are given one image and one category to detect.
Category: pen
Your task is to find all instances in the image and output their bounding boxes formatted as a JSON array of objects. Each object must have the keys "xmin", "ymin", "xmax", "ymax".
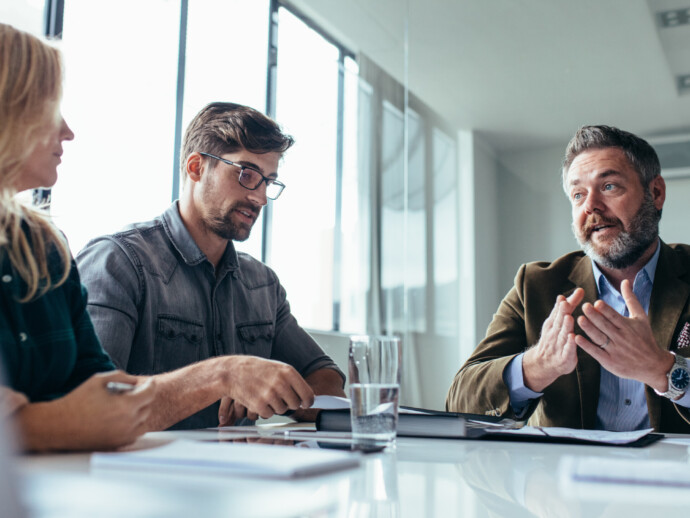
[{"xmin": 106, "ymin": 381, "xmax": 137, "ymax": 394}]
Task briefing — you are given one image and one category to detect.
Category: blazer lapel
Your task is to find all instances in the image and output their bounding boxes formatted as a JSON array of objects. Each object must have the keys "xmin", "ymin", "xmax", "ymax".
[
  {"xmin": 646, "ymin": 242, "xmax": 690, "ymax": 428},
  {"xmin": 568, "ymin": 255, "xmax": 600, "ymax": 429},
  {"xmin": 648, "ymin": 242, "xmax": 690, "ymax": 353}
]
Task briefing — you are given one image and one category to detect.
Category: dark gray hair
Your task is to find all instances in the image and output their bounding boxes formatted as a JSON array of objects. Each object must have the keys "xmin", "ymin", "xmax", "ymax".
[{"xmin": 562, "ymin": 125, "xmax": 660, "ymax": 191}]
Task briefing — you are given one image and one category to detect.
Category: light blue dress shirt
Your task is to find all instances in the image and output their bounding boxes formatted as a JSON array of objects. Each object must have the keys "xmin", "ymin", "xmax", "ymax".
[{"xmin": 503, "ymin": 240, "xmax": 690, "ymax": 430}]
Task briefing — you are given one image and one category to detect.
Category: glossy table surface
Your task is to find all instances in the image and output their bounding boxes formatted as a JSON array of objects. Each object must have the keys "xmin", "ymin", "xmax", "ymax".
[{"xmin": 15, "ymin": 426, "xmax": 690, "ymax": 518}]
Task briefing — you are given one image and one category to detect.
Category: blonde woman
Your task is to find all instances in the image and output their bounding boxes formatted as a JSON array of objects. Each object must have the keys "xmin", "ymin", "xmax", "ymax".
[{"xmin": 0, "ymin": 23, "xmax": 157, "ymax": 451}]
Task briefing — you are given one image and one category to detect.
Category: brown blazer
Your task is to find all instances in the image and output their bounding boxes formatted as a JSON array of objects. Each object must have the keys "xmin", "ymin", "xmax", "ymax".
[{"xmin": 446, "ymin": 241, "xmax": 690, "ymax": 432}]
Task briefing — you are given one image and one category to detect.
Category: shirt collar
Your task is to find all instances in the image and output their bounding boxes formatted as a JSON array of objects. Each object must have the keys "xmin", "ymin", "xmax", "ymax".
[
  {"xmin": 591, "ymin": 239, "xmax": 660, "ymax": 296},
  {"xmin": 161, "ymin": 202, "xmax": 239, "ymax": 270}
]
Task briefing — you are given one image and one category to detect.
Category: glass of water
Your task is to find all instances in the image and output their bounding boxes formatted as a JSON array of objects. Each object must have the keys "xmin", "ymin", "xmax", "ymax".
[{"xmin": 348, "ymin": 335, "xmax": 402, "ymax": 450}]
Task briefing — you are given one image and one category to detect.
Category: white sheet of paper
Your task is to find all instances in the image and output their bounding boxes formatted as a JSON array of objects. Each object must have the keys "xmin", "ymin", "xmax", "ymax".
[
  {"xmin": 310, "ymin": 395, "xmax": 350, "ymax": 409},
  {"xmin": 91, "ymin": 439, "xmax": 360, "ymax": 479},
  {"xmin": 490, "ymin": 426, "xmax": 653, "ymax": 444},
  {"xmin": 309, "ymin": 395, "xmax": 428, "ymax": 414}
]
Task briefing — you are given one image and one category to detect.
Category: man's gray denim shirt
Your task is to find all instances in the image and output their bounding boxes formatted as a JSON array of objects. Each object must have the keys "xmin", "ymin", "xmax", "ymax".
[{"xmin": 76, "ymin": 202, "xmax": 344, "ymax": 429}]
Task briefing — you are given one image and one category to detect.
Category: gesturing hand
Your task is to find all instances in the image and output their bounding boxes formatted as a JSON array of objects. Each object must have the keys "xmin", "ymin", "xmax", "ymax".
[
  {"xmin": 575, "ymin": 279, "xmax": 673, "ymax": 391},
  {"xmin": 523, "ymin": 288, "xmax": 585, "ymax": 392}
]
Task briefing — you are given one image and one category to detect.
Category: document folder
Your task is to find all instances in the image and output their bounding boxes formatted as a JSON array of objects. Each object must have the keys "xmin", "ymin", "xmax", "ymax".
[{"xmin": 316, "ymin": 407, "xmax": 661, "ymax": 447}]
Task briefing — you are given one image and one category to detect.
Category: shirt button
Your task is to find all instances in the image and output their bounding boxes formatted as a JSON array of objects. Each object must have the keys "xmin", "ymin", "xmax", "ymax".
[
  {"xmin": 19, "ymin": 332, "xmax": 28, "ymax": 342},
  {"xmin": 2, "ymin": 275, "xmax": 11, "ymax": 283},
  {"xmin": 624, "ymin": 399, "xmax": 632, "ymax": 406}
]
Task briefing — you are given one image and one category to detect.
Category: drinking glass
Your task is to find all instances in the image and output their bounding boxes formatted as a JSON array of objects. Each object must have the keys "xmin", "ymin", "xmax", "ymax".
[{"xmin": 348, "ymin": 335, "xmax": 402, "ymax": 449}]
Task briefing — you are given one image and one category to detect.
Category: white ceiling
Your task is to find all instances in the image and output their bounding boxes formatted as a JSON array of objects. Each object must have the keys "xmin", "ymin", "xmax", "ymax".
[{"xmin": 289, "ymin": 0, "xmax": 690, "ymax": 152}]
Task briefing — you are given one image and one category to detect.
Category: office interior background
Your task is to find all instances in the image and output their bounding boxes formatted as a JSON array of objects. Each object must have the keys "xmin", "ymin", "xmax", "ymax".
[{"xmin": 4, "ymin": 0, "xmax": 690, "ymax": 410}]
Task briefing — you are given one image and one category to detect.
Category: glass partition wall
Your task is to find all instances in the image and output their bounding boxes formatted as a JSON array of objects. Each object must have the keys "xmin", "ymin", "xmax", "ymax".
[{"xmin": 6, "ymin": 0, "xmax": 690, "ymax": 409}]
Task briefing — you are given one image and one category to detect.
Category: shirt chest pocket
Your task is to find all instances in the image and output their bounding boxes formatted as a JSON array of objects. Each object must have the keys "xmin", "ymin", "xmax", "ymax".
[
  {"xmin": 155, "ymin": 316, "xmax": 204, "ymax": 372},
  {"xmin": 236, "ymin": 321, "xmax": 274, "ymax": 358}
]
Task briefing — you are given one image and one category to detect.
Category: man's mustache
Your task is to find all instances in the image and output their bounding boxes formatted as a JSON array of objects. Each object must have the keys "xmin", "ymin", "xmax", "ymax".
[{"xmin": 581, "ymin": 214, "xmax": 622, "ymax": 238}]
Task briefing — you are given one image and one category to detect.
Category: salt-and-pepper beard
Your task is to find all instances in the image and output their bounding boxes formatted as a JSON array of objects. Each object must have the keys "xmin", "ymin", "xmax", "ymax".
[{"xmin": 573, "ymin": 189, "xmax": 660, "ymax": 270}]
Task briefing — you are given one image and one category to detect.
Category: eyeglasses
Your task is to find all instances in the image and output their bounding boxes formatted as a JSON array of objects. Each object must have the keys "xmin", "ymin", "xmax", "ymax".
[{"xmin": 199, "ymin": 152, "xmax": 286, "ymax": 200}]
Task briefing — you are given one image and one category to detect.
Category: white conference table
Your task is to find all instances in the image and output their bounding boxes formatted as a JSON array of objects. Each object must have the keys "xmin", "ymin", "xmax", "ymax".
[{"xmin": 15, "ymin": 426, "xmax": 690, "ymax": 518}]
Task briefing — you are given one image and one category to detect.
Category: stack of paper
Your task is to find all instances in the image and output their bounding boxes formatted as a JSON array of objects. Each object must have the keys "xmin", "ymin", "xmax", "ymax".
[{"xmin": 91, "ymin": 440, "xmax": 360, "ymax": 479}]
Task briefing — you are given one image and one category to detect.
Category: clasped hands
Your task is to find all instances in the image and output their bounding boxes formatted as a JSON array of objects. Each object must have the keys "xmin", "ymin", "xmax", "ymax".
[{"xmin": 523, "ymin": 280, "xmax": 673, "ymax": 394}]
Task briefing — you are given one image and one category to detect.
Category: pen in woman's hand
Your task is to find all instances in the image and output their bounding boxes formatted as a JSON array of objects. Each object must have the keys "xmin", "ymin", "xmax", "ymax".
[{"xmin": 106, "ymin": 381, "xmax": 137, "ymax": 394}]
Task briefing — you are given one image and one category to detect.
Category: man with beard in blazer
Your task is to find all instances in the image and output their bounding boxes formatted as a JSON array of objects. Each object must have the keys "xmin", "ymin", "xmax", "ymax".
[{"xmin": 447, "ymin": 125, "xmax": 690, "ymax": 432}]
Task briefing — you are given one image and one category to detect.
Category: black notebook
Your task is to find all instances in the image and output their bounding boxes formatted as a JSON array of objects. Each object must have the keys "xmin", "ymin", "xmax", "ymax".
[{"xmin": 316, "ymin": 406, "xmax": 515, "ymax": 439}]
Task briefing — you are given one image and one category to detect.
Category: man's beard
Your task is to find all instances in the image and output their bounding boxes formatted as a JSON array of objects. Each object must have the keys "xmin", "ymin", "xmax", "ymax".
[
  {"xmin": 573, "ymin": 190, "xmax": 660, "ymax": 269},
  {"xmin": 202, "ymin": 203, "xmax": 258, "ymax": 242}
]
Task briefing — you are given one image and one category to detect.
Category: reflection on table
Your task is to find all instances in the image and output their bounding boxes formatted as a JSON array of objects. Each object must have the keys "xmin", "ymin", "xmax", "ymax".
[{"xmin": 16, "ymin": 427, "xmax": 690, "ymax": 518}]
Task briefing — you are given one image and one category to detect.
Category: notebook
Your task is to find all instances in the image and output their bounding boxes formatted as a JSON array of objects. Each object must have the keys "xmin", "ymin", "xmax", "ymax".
[{"xmin": 91, "ymin": 439, "xmax": 361, "ymax": 479}]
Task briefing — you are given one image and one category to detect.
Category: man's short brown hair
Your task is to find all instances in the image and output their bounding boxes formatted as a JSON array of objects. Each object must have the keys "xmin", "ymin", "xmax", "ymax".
[
  {"xmin": 562, "ymin": 125, "xmax": 661, "ymax": 191},
  {"xmin": 181, "ymin": 102, "xmax": 294, "ymax": 179}
]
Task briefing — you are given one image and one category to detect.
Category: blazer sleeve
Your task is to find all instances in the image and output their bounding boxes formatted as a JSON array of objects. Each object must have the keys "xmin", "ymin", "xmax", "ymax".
[{"xmin": 446, "ymin": 264, "xmax": 538, "ymax": 419}]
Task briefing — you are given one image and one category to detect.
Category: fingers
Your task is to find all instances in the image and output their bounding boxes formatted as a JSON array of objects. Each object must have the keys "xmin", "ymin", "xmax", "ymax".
[
  {"xmin": 543, "ymin": 295, "xmax": 565, "ymax": 333},
  {"xmin": 230, "ymin": 401, "xmax": 249, "ymax": 423},
  {"xmin": 290, "ymin": 374, "xmax": 315, "ymax": 410},
  {"xmin": 579, "ymin": 302, "xmax": 620, "ymax": 342},
  {"xmin": 548, "ymin": 288, "xmax": 584, "ymax": 334},
  {"xmin": 577, "ymin": 310, "xmax": 610, "ymax": 347},
  {"xmin": 218, "ymin": 397, "xmax": 232, "ymax": 426},
  {"xmin": 574, "ymin": 333, "xmax": 608, "ymax": 362},
  {"xmin": 565, "ymin": 288, "xmax": 585, "ymax": 311},
  {"xmin": 223, "ymin": 357, "xmax": 315, "ymax": 419},
  {"xmin": 621, "ymin": 279, "xmax": 645, "ymax": 319}
]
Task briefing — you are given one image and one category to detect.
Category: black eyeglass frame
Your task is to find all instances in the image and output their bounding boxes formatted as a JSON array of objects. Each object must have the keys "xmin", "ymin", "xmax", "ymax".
[{"xmin": 198, "ymin": 152, "xmax": 286, "ymax": 200}]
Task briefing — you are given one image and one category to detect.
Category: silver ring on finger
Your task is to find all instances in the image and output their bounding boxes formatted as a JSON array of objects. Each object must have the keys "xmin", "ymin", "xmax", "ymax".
[{"xmin": 600, "ymin": 336, "xmax": 610, "ymax": 349}]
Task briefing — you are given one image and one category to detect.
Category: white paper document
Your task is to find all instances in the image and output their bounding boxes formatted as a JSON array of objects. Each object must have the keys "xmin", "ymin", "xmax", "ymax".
[
  {"xmin": 91, "ymin": 439, "xmax": 360, "ymax": 479},
  {"xmin": 488, "ymin": 426, "xmax": 653, "ymax": 445},
  {"xmin": 311, "ymin": 395, "xmax": 350, "ymax": 409},
  {"xmin": 310, "ymin": 396, "xmax": 428, "ymax": 415},
  {"xmin": 561, "ymin": 455, "xmax": 690, "ymax": 487}
]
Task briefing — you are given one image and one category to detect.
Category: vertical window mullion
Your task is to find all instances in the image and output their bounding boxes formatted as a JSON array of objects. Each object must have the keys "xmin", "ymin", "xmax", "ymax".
[
  {"xmin": 171, "ymin": 0, "xmax": 189, "ymax": 203},
  {"xmin": 332, "ymin": 50, "xmax": 346, "ymax": 331},
  {"xmin": 262, "ymin": 0, "xmax": 280, "ymax": 265},
  {"xmin": 33, "ymin": 0, "xmax": 65, "ymax": 209}
]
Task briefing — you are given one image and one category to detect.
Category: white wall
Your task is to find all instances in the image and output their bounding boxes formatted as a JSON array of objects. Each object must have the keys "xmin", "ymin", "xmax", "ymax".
[
  {"xmin": 471, "ymin": 136, "xmax": 502, "ymax": 344},
  {"xmin": 495, "ymin": 144, "xmax": 576, "ymax": 296}
]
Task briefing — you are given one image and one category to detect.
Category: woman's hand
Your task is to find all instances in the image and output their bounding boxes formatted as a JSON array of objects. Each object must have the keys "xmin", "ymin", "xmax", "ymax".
[{"xmin": 16, "ymin": 371, "xmax": 156, "ymax": 452}]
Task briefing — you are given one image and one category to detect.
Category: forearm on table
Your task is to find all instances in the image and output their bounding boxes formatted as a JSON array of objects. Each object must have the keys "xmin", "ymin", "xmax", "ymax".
[
  {"xmin": 145, "ymin": 358, "xmax": 229, "ymax": 431},
  {"xmin": 15, "ymin": 402, "xmax": 79, "ymax": 452}
]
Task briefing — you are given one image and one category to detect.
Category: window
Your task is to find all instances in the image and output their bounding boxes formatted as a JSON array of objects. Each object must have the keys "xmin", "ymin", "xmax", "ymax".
[
  {"xmin": 270, "ymin": 7, "xmax": 341, "ymax": 330},
  {"xmin": 1, "ymin": 0, "xmax": 44, "ymax": 34},
  {"xmin": 52, "ymin": 0, "xmax": 180, "ymax": 253},
  {"xmin": 26, "ymin": 1, "xmax": 459, "ymax": 345},
  {"xmin": 433, "ymin": 128, "xmax": 458, "ymax": 337},
  {"xmin": 182, "ymin": 0, "xmax": 270, "ymax": 259}
]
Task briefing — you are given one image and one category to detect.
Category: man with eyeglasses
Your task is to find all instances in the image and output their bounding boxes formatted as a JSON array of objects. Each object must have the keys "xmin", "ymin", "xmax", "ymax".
[{"xmin": 77, "ymin": 102, "xmax": 345, "ymax": 429}]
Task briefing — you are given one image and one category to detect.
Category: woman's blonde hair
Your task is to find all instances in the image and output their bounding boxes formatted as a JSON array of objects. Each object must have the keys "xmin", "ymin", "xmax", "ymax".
[{"xmin": 0, "ymin": 23, "xmax": 71, "ymax": 301}]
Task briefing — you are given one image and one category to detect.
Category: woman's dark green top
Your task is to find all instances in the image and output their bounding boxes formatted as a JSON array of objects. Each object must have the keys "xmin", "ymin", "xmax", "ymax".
[{"xmin": 0, "ymin": 246, "xmax": 115, "ymax": 402}]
